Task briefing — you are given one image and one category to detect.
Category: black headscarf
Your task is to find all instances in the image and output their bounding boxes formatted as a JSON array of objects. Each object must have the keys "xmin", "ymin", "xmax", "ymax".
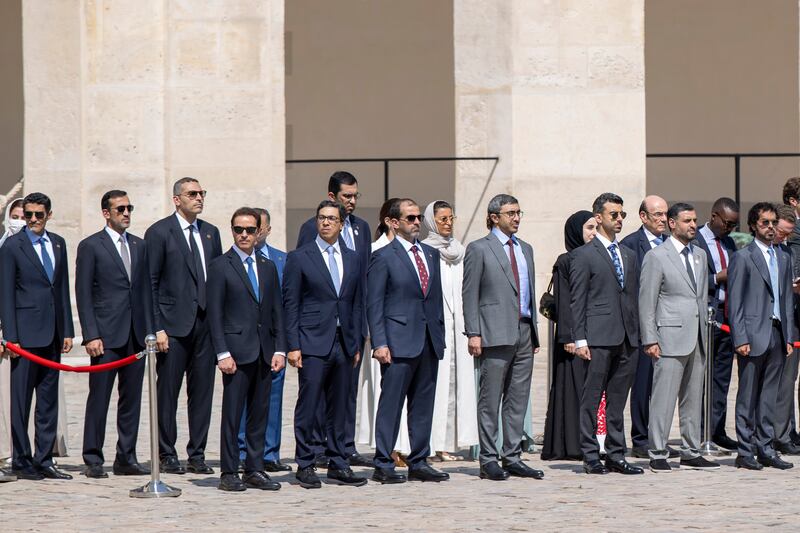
[{"xmin": 564, "ymin": 210, "xmax": 594, "ymax": 252}]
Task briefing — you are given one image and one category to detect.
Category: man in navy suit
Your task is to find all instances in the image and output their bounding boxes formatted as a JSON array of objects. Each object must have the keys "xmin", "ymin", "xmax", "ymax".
[
  {"xmin": 208, "ymin": 207, "xmax": 287, "ymax": 492},
  {"xmin": 286, "ymin": 200, "xmax": 367, "ymax": 489},
  {"xmin": 237, "ymin": 207, "xmax": 290, "ymax": 472},
  {"xmin": 620, "ymin": 195, "xmax": 673, "ymax": 459},
  {"xmin": 368, "ymin": 198, "xmax": 448, "ymax": 484},
  {"xmin": 145, "ymin": 177, "xmax": 223, "ymax": 475},
  {"xmin": 694, "ymin": 197, "xmax": 739, "ymax": 451},
  {"xmin": 728, "ymin": 202, "xmax": 796, "ymax": 470},
  {"xmin": 0, "ymin": 192, "xmax": 74, "ymax": 480},
  {"xmin": 77, "ymin": 190, "xmax": 152, "ymax": 478},
  {"xmin": 296, "ymin": 171, "xmax": 372, "ymax": 467}
]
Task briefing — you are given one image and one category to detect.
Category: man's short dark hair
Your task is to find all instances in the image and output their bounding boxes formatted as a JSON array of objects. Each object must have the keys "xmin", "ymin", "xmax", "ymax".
[
  {"xmin": 711, "ymin": 197, "xmax": 739, "ymax": 214},
  {"xmin": 328, "ymin": 171, "xmax": 358, "ymax": 195},
  {"xmin": 667, "ymin": 202, "xmax": 695, "ymax": 221},
  {"xmin": 592, "ymin": 192, "xmax": 623, "ymax": 214},
  {"xmin": 389, "ymin": 198, "xmax": 417, "ymax": 220},
  {"xmin": 253, "ymin": 207, "xmax": 271, "ymax": 224},
  {"xmin": 485, "ymin": 194, "xmax": 519, "ymax": 229},
  {"xmin": 101, "ymin": 190, "xmax": 127, "ymax": 211},
  {"xmin": 316, "ymin": 200, "xmax": 346, "ymax": 222},
  {"xmin": 230, "ymin": 207, "xmax": 261, "ymax": 228},
  {"xmin": 23, "ymin": 192, "xmax": 52, "ymax": 213},
  {"xmin": 783, "ymin": 177, "xmax": 800, "ymax": 205},
  {"xmin": 173, "ymin": 177, "xmax": 199, "ymax": 196},
  {"xmin": 747, "ymin": 202, "xmax": 777, "ymax": 235}
]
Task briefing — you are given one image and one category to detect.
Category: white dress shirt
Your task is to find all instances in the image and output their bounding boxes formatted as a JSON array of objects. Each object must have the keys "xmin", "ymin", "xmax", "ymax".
[
  {"xmin": 396, "ymin": 235, "xmax": 429, "ymax": 284},
  {"xmin": 316, "ymin": 235, "xmax": 344, "ymax": 287},
  {"xmin": 104, "ymin": 225, "xmax": 129, "ymax": 257},
  {"xmin": 26, "ymin": 227, "xmax": 55, "ymax": 269},
  {"xmin": 670, "ymin": 236, "xmax": 696, "ymax": 280},
  {"xmin": 174, "ymin": 211, "xmax": 207, "ymax": 280},
  {"xmin": 643, "ymin": 227, "xmax": 662, "ymax": 250}
]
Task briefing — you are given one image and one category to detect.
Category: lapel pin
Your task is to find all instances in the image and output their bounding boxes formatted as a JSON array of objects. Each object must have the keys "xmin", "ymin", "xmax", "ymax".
[
  {"xmin": 206, "ymin": 234, "xmax": 211, "ymax": 239},
  {"xmin": 56, "ymin": 243, "xmax": 61, "ymax": 248}
]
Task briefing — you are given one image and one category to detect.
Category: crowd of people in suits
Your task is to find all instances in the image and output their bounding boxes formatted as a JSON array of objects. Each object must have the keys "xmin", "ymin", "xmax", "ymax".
[{"xmin": 2, "ymin": 170, "xmax": 800, "ymax": 490}]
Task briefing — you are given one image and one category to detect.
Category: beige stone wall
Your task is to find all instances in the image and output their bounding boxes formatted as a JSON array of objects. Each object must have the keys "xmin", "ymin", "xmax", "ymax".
[{"xmin": 0, "ymin": 0, "xmax": 23, "ymax": 196}]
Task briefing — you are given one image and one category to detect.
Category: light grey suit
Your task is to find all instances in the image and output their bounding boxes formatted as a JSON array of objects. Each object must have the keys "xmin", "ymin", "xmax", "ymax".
[
  {"xmin": 463, "ymin": 231, "xmax": 539, "ymax": 466},
  {"xmin": 639, "ymin": 238, "xmax": 708, "ymax": 460}
]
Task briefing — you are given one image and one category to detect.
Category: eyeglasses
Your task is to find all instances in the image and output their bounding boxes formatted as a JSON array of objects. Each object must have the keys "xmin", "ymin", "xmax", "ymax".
[
  {"xmin": 232, "ymin": 226, "xmax": 258, "ymax": 235},
  {"xmin": 339, "ymin": 192, "xmax": 362, "ymax": 201},
  {"xmin": 23, "ymin": 211, "xmax": 47, "ymax": 220},
  {"xmin": 758, "ymin": 220, "xmax": 778, "ymax": 228},
  {"xmin": 316, "ymin": 215, "xmax": 342, "ymax": 223},
  {"xmin": 436, "ymin": 216, "xmax": 457, "ymax": 224},
  {"xmin": 400, "ymin": 214, "xmax": 424, "ymax": 223},
  {"xmin": 497, "ymin": 210, "xmax": 524, "ymax": 219},
  {"xmin": 180, "ymin": 190, "xmax": 207, "ymax": 199},
  {"xmin": 609, "ymin": 211, "xmax": 627, "ymax": 220},
  {"xmin": 112, "ymin": 205, "xmax": 134, "ymax": 214}
]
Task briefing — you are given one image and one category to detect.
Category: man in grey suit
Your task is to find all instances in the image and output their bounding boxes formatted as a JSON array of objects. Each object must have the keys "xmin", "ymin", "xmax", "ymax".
[
  {"xmin": 639, "ymin": 202, "xmax": 720, "ymax": 472},
  {"xmin": 571, "ymin": 192, "xmax": 642, "ymax": 475},
  {"xmin": 463, "ymin": 194, "xmax": 542, "ymax": 481},
  {"xmin": 728, "ymin": 202, "xmax": 796, "ymax": 470}
]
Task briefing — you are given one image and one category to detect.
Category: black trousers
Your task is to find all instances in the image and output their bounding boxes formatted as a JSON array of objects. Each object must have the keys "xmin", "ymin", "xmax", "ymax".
[
  {"xmin": 156, "ymin": 311, "xmax": 215, "ymax": 461},
  {"xmin": 294, "ymin": 332, "xmax": 353, "ymax": 470},
  {"xmin": 220, "ymin": 354, "xmax": 271, "ymax": 475},
  {"xmin": 629, "ymin": 347, "xmax": 652, "ymax": 448},
  {"xmin": 82, "ymin": 337, "xmax": 145, "ymax": 466},
  {"xmin": 579, "ymin": 339, "xmax": 638, "ymax": 462},
  {"xmin": 10, "ymin": 336, "xmax": 61, "ymax": 470}
]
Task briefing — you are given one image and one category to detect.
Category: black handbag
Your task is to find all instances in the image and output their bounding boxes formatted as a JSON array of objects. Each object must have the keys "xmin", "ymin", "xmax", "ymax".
[{"xmin": 538, "ymin": 274, "xmax": 556, "ymax": 321}]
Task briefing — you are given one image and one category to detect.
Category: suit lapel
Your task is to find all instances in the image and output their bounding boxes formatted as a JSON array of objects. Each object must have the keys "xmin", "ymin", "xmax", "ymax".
[
  {"xmin": 665, "ymin": 242, "xmax": 696, "ymax": 293},
  {"xmin": 592, "ymin": 238, "xmax": 622, "ymax": 291},
  {"xmin": 99, "ymin": 230, "xmax": 129, "ymax": 281},
  {"xmin": 256, "ymin": 255, "xmax": 269, "ymax": 304},
  {"xmin": 486, "ymin": 234, "xmax": 517, "ymax": 294},
  {"xmin": 229, "ymin": 250, "xmax": 258, "ymax": 302},
  {"xmin": 170, "ymin": 217, "xmax": 198, "ymax": 282},
  {"xmin": 51, "ymin": 235, "xmax": 63, "ymax": 281},
  {"xmin": 392, "ymin": 239, "xmax": 424, "ymax": 296},
  {"xmin": 307, "ymin": 244, "xmax": 338, "ymax": 297},
  {"xmin": 197, "ymin": 220, "xmax": 215, "ymax": 269},
  {"xmin": 748, "ymin": 243, "xmax": 773, "ymax": 293},
  {"xmin": 19, "ymin": 232, "xmax": 50, "ymax": 282},
  {"xmin": 422, "ymin": 243, "xmax": 438, "ymax": 300}
]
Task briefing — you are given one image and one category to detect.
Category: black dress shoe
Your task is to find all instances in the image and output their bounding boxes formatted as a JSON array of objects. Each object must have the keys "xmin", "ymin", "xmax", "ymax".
[
  {"xmin": 775, "ymin": 442, "xmax": 800, "ymax": 455},
  {"xmin": 160, "ymin": 457, "xmax": 185, "ymax": 475},
  {"xmin": 667, "ymin": 446, "xmax": 680, "ymax": 459},
  {"xmin": 327, "ymin": 467, "xmax": 368, "ymax": 486},
  {"xmin": 605, "ymin": 458, "xmax": 644, "ymax": 475},
  {"xmin": 649, "ymin": 459, "xmax": 671, "ymax": 473},
  {"xmin": 503, "ymin": 461, "xmax": 544, "ymax": 479},
  {"xmin": 314, "ymin": 455, "xmax": 329, "ymax": 469},
  {"xmin": 0, "ymin": 468, "xmax": 17, "ymax": 483},
  {"xmin": 243, "ymin": 470, "xmax": 281, "ymax": 490},
  {"xmin": 113, "ymin": 461, "xmax": 149, "ymax": 476},
  {"xmin": 84, "ymin": 464, "xmax": 108, "ymax": 478},
  {"xmin": 680, "ymin": 456, "xmax": 721, "ymax": 470},
  {"xmin": 630, "ymin": 446, "xmax": 649, "ymax": 459},
  {"xmin": 479, "ymin": 461, "xmax": 510, "ymax": 481},
  {"xmin": 735, "ymin": 456, "xmax": 763, "ymax": 470},
  {"xmin": 713, "ymin": 435, "xmax": 738, "ymax": 451},
  {"xmin": 372, "ymin": 467, "xmax": 407, "ymax": 484},
  {"xmin": 583, "ymin": 460, "xmax": 609, "ymax": 475},
  {"xmin": 296, "ymin": 466, "xmax": 322, "ymax": 489},
  {"xmin": 264, "ymin": 460, "xmax": 293, "ymax": 472},
  {"xmin": 408, "ymin": 463, "xmax": 449, "ymax": 482},
  {"xmin": 187, "ymin": 459, "xmax": 214, "ymax": 474},
  {"xmin": 218, "ymin": 473, "xmax": 246, "ymax": 491},
  {"xmin": 12, "ymin": 466, "xmax": 44, "ymax": 481},
  {"xmin": 758, "ymin": 455, "xmax": 794, "ymax": 470},
  {"xmin": 347, "ymin": 452, "xmax": 373, "ymax": 468},
  {"xmin": 40, "ymin": 465, "xmax": 73, "ymax": 480}
]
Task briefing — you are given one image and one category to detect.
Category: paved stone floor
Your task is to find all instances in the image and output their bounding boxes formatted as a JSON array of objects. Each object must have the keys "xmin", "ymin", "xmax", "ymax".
[{"xmin": 3, "ymin": 354, "xmax": 800, "ymax": 532}]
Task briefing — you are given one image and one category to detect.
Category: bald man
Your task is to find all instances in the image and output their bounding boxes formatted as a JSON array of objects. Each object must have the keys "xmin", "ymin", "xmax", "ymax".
[{"xmin": 621, "ymin": 195, "xmax": 674, "ymax": 459}]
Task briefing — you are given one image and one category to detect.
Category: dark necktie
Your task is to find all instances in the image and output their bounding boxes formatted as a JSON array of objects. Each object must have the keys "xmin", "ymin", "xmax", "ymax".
[
  {"xmin": 715, "ymin": 237, "xmax": 729, "ymax": 319},
  {"xmin": 608, "ymin": 243, "xmax": 624, "ymax": 287},
  {"xmin": 245, "ymin": 257, "xmax": 259, "ymax": 302},
  {"xmin": 682, "ymin": 247, "xmax": 696, "ymax": 291},
  {"xmin": 410, "ymin": 245, "xmax": 429, "ymax": 295},
  {"xmin": 188, "ymin": 225, "xmax": 207, "ymax": 309},
  {"xmin": 37, "ymin": 237, "xmax": 54, "ymax": 283},
  {"xmin": 506, "ymin": 239, "xmax": 521, "ymax": 316}
]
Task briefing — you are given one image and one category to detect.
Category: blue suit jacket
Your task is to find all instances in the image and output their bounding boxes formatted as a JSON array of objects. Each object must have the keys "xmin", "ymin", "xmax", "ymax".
[
  {"xmin": 367, "ymin": 238, "xmax": 445, "ymax": 359},
  {"xmin": 620, "ymin": 226, "xmax": 668, "ymax": 267},
  {"xmin": 282, "ymin": 240, "xmax": 363, "ymax": 357},
  {"xmin": 0, "ymin": 229, "xmax": 74, "ymax": 348},
  {"xmin": 261, "ymin": 244, "xmax": 286, "ymax": 285}
]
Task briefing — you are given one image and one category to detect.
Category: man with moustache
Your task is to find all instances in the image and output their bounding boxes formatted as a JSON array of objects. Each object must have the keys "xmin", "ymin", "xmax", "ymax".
[
  {"xmin": 639, "ymin": 203, "xmax": 720, "ymax": 472},
  {"xmin": 77, "ymin": 190, "xmax": 152, "ymax": 478},
  {"xmin": 208, "ymin": 207, "xmax": 286, "ymax": 491}
]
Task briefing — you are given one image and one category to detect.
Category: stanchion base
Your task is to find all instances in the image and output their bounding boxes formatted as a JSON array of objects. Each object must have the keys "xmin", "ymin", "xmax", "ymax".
[
  {"xmin": 130, "ymin": 480, "xmax": 182, "ymax": 498},
  {"xmin": 698, "ymin": 440, "xmax": 731, "ymax": 457}
]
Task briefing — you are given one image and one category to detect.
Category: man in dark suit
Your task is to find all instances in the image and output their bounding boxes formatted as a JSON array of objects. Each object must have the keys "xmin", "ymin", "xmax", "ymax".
[
  {"xmin": 462, "ymin": 194, "xmax": 543, "ymax": 481},
  {"xmin": 620, "ymin": 195, "xmax": 674, "ymax": 459},
  {"xmin": 286, "ymin": 200, "xmax": 367, "ymax": 489},
  {"xmin": 77, "ymin": 190, "xmax": 152, "ymax": 478},
  {"xmin": 208, "ymin": 207, "xmax": 287, "ymax": 491},
  {"xmin": 728, "ymin": 202, "xmax": 796, "ymax": 470},
  {"xmin": 368, "ymin": 198, "xmax": 447, "ymax": 484},
  {"xmin": 237, "ymin": 207, "xmax": 291, "ymax": 472},
  {"xmin": 0, "ymin": 192, "xmax": 74, "ymax": 480},
  {"xmin": 296, "ymin": 171, "xmax": 371, "ymax": 467},
  {"xmin": 694, "ymin": 197, "xmax": 739, "ymax": 451},
  {"xmin": 145, "ymin": 177, "xmax": 223, "ymax": 475},
  {"xmin": 571, "ymin": 192, "xmax": 642, "ymax": 475}
]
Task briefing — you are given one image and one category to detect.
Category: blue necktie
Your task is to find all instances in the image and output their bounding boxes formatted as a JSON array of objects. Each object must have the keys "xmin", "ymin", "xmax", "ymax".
[
  {"xmin": 245, "ymin": 257, "xmax": 259, "ymax": 302},
  {"xmin": 768, "ymin": 247, "xmax": 781, "ymax": 319},
  {"xmin": 652, "ymin": 236, "xmax": 664, "ymax": 246},
  {"xmin": 327, "ymin": 245, "xmax": 341, "ymax": 296},
  {"xmin": 38, "ymin": 237, "xmax": 54, "ymax": 283},
  {"xmin": 608, "ymin": 243, "xmax": 624, "ymax": 287},
  {"xmin": 342, "ymin": 218, "xmax": 355, "ymax": 251}
]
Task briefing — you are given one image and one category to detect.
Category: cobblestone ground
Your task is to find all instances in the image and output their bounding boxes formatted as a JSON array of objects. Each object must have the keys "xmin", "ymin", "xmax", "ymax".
[{"xmin": 3, "ymin": 354, "xmax": 800, "ymax": 532}]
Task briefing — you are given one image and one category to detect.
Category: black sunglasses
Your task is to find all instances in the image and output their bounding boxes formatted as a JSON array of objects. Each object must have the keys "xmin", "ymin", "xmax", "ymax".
[
  {"xmin": 23, "ymin": 211, "xmax": 47, "ymax": 220},
  {"xmin": 400, "ymin": 214, "xmax": 424, "ymax": 223},
  {"xmin": 112, "ymin": 205, "xmax": 134, "ymax": 214},
  {"xmin": 232, "ymin": 226, "xmax": 258, "ymax": 235}
]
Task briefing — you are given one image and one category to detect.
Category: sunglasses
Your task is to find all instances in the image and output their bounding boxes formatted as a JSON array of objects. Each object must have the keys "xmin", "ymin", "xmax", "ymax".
[
  {"xmin": 181, "ymin": 190, "xmax": 207, "ymax": 199},
  {"xmin": 23, "ymin": 211, "xmax": 47, "ymax": 220},
  {"xmin": 400, "ymin": 214, "xmax": 424, "ymax": 223},
  {"xmin": 111, "ymin": 205, "xmax": 134, "ymax": 214},
  {"xmin": 758, "ymin": 220, "xmax": 778, "ymax": 228},
  {"xmin": 609, "ymin": 211, "xmax": 627, "ymax": 220},
  {"xmin": 232, "ymin": 226, "xmax": 258, "ymax": 235}
]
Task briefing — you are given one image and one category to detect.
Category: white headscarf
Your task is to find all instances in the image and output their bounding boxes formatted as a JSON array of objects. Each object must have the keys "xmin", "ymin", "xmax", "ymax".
[
  {"xmin": 0, "ymin": 199, "xmax": 25, "ymax": 248},
  {"xmin": 422, "ymin": 201, "xmax": 465, "ymax": 265}
]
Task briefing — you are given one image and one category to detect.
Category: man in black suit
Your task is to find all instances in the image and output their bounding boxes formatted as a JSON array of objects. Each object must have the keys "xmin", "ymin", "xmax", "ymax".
[
  {"xmin": 571, "ymin": 192, "xmax": 642, "ymax": 475},
  {"xmin": 286, "ymin": 200, "xmax": 367, "ymax": 489},
  {"xmin": 208, "ymin": 207, "xmax": 286, "ymax": 492},
  {"xmin": 77, "ymin": 190, "xmax": 152, "ymax": 478},
  {"xmin": 0, "ymin": 192, "xmax": 74, "ymax": 480},
  {"xmin": 694, "ymin": 197, "xmax": 739, "ymax": 451},
  {"xmin": 296, "ymin": 171, "xmax": 371, "ymax": 467},
  {"xmin": 145, "ymin": 177, "xmax": 223, "ymax": 474},
  {"xmin": 368, "ymin": 198, "xmax": 448, "ymax": 484},
  {"xmin": 620, "ymin": 195, "xmax": 674, "ymax": 459}
]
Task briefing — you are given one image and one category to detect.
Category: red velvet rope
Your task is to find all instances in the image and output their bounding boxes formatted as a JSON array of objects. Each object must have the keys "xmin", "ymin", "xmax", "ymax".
[
  {"xmin": 717, "ymin": 323, "xmax": 800, "ymax": 348},
  {"xmin": 2, "ymin": 341, "xmax": 144, "ymax": 373}
]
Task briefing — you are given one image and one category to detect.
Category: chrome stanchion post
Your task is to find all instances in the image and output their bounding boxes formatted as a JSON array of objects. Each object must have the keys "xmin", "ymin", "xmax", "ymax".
[
  {"xmin": 700, "ymin": 307, "xmax": 729, "ymax": 456},
  {"xmin": 130, "ymin": 334, "xmax": 181, "ymax": 498}
]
